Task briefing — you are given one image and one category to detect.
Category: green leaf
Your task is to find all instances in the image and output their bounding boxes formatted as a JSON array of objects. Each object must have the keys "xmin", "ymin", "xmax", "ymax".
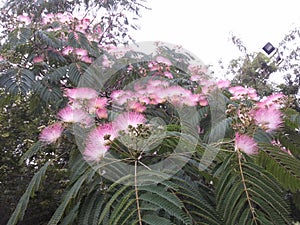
[
  {"xmin": 257, "ymin": 143, "xmax": 300, "ymax": 192},
  {"xmin": 139, "ymin": 192, "xmax": 192, "ymax": 225},
  {"xmin": 216, "ymin": 153, "xmax": 292, "ymax": 225},
  {"xmin": 0, "ymin": 68, "xmax": 35, "ymax": 95},
  {"xmin": 142, "ymin": 214, "xmax": 173, "ymax": 225},
  {"xmin": 60, "ymin": 201, "xmax": 80, "ymax": 225}
]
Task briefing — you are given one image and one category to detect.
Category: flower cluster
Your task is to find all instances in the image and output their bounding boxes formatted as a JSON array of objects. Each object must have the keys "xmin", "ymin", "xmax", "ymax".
[
  {"xmin": 231, "ymin": 92, "xmax": 286, "ymax": 155},
  {"xmin": 14, "ymin": 12, "xmax": 104, "ymax": 65},
  {"xmin": 111, "ymin": 78, "xmax": 206, "ymax": 112},
  {"xmin": 37, "ymin": 48, "xmax": 288, "ymax": 161},
  {"xmin": 39, "ymin": 68, "xmax": 216, "ymax": 157}
]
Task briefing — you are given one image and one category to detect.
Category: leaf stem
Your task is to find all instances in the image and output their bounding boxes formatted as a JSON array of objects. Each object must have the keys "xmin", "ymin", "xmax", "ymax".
[
  {"xmin": 134, "ymin": 160, "xmax": 143, "ymax": 225},
  {"xmin": 237, "ymin": 151, "xmax": 258, "ymax": 225}
]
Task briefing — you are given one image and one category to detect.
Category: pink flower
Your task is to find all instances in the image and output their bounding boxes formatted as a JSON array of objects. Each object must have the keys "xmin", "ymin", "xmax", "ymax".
[
  {"xmin": 75, "ymin": 48, "xmax": 88, "ymax": 57},
  {"xmin": 252, "ymin": 107, "xmax": 282, "ymax": 132},
  {"xmin": 190, "ymin": 74, "xmax": 202, "ymax": 82},
  {"xmin": 148, "ymin": 61, "xmax": 159, "ymax": 71},
  {"xmin": 64, "ymin": 87, "xmax": 98, "ymax": 100},
  {"xmin": 33, "ymin": 56, "xmax": 44, "ymax": 63},
  {"xmin": 96, "ymin": 108, "xmax": 108, "ymax": 119},
  {"xmin": 57, "ymin": 13, "xmax": 71, "ymax": 23},
  {"xmin": 127, "ymin": 101, "xmax": 147, "ymax": 112},
  {"xmin": 257, "ymin": 93, "xmax": 285, "ymax": 109},
  {"xmin": 58, "ymin": 106, "xmax": 91, "ymax": 125},
  {"xmin": 217, "ymin": 80, "xmax": 231, "ymax": 89},
  {"xmin": 113, "ymin": 112, "xmax": 146, "ymax": 132},
  {"xmin": 163, "ymin": 71, "xmax": 173, "ymax": 79},
  {"xmin": 83, "ymin": 123, "xmax": 118, "ymax": 162},
  {"xmin": 88, "ymin": 96, "xmax": 108, "ymax": 119},
  {"xmin": 75, "ymin": 18, "xmax": 90, "ymax": 33},
  {"xmin": 198, "ymin": 95, "xmax": 208, "ymax": 106},
  {"xmin": 102, "ymin": 55, "xmax": 113, "ymax": 68},
  {"xmin": 199, "ymin": 79, "xmax": 216, "ymax": 94},
  {"xmin": 235, "ymin": 133, "xmax": 258, "ymax": 155},
  {"xmin": 161, "ymin": 85, "xmax": 197, "ymax": 107},
  {"xmin": 229, "ymin": 86, "xmax": 258, "ymax": 100},
  {"xmin": 156, "ymin": 56, "xmax": 172, "ymax": 66},
  {"xmin": 62, "ymin": 46, "xmax": 74, "ymax": 55},
  {"xmin": 42, "ymin": 13, "xmax": 54, "ymax": 24},
  {"xmin": 39, "ymin": 122, "xmax": 63, "ymax": 144},
  {"xmin": 17, "ymin": 14, "xmax": 31, "ymax": 24},
  {"xmin": 88, "ymin": 97, "xmax": 107, "ymax": 113},
  {"xmin": 81, "ymin": 56, "xmax": 93, "ymax": 64},
  {"xmin": 111, "ymin": 90, "xmax": 133, "ymax": 105}
]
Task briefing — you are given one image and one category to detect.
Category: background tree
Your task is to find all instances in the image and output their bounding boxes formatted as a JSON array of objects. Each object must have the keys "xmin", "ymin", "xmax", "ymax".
[{"xmin": 277, "ymin": 27, "xmax": 300, "ymax": 96}]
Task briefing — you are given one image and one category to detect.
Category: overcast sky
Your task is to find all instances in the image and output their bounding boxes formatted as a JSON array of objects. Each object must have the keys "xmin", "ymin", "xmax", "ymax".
[{"xmin": 133, "ymin": 0, "xmax": 300, "ymax": 74}]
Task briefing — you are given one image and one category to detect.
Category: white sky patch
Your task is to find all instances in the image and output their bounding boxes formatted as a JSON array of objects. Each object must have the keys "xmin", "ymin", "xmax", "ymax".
[{"xmin": 133, "ymin": 0, "xmax": 300, "ymax": 78}]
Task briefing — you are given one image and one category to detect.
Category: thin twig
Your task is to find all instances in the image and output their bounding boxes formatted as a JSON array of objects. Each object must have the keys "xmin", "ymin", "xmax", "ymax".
[{"xmin": 134, "ymin": 160, "xmax": 143, "ymax": 225}]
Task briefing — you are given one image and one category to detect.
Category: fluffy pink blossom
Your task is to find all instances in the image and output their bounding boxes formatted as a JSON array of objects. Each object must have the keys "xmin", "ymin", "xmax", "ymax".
[
  {"xmin": 163, "ymin": 71, "xmax": 173, "ymax": 79},
  {"xmin": 88, "ymin": 97, "xmax": 108, "ymax": 113},
  {"xmin": 83, "ymin": 123, "xmax": 118, "ymax": 162},
  {"xmin": 235, "ymin": 133, "xmax": 258, "ymax": 155},
  {"xmin": 39, "ymin": 122, "xmax": 63, "ymax": 144},
  {"xmin": 198, "ymin": 79, "xmax": 216, "ymax": 94},
  {"xmin": 148, "ymin": 61, "xmax": 159, "ymax": 71},
  {"xmin": 111, "ymin": 90, "xmax": 134, "ymax": 105},
  {"xmin": 88, "ymin": 97, "xmax": 108, "ymax": 119},
  {"xmin": 257, "ymin": 93, "xmax": 285, "ymax": 109},
  {"xmin": 229, "ymin": 86, "xmax": 258, "ymax": 100},
  {"xmin": 56, "ymin": 13, "xmax": 72, "ymax": 23},
  {"xmin": 113, "ymin": 112, "xmax": 146, "ymax": 132},
  {"xmin": 190, "ymin": 74, "xmax": 202, "ymax": 82},
  {"xmin": 217, "ymin": 80, "xmax": 231, "ymax": 89},
  {"xmin": 127, "ymin": 101, "xmax": 147, "ymax": 112},
  {"xmin": 33, "ymin": 56, "xmax": 44, "ymax": 63},
  {"xmin": 251, "ymin": 107, "xmax": 282, "ymax": 132},
  {"xmin": 17, "ymin": 14, "xmax": 31, "ymax": 24},
  {"xmin": 198, "ymin": 95, "xmax": 209, "ymax": 106},
  {"xmin": 75, "ymin": 21, "xmax": 88, "ymax": 33},
  {"xmin": 58, "ymin": 106, "xmax": 91, "ymax": 125},
  {"xmin": 161, "ymin": 85, "xmax": 198, "ymax": 107},
  {"xmin": 81, "ymin": 56, "xmax": 93, "ymax": 64},
  {"xmin": 62, "ymin": 46, "xmax": 74, "ymax": 55},
  {"xmin": 75, "ymin": 48, "xmax": 88, "ymax": 57},
  {"xmin": 156, "ymin": 56, "xmax": 172, "ymax": 66},
  {"xmin": 96, "ymin": 108, "xmax": 108, "ymax": 119},
  {"xmin": 42, "ymin": 13, "xmax": 54, "ymax": 24},
  {"xmin": 64, "ymin": 87, "xmax": 98, "ymax": 100}
]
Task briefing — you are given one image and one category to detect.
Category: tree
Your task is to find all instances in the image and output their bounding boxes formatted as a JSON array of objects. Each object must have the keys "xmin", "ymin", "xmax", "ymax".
[
  {"xmin": 6, "ymin": 41, "xmax": 300, "ymax": 224},
  {"xmin": 1, "ymin": 2, "xmax": 300, "ymax": 225},
  {"xmin": 223, "ymin": 34, "xmax": 300, "ymax": 110}
]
